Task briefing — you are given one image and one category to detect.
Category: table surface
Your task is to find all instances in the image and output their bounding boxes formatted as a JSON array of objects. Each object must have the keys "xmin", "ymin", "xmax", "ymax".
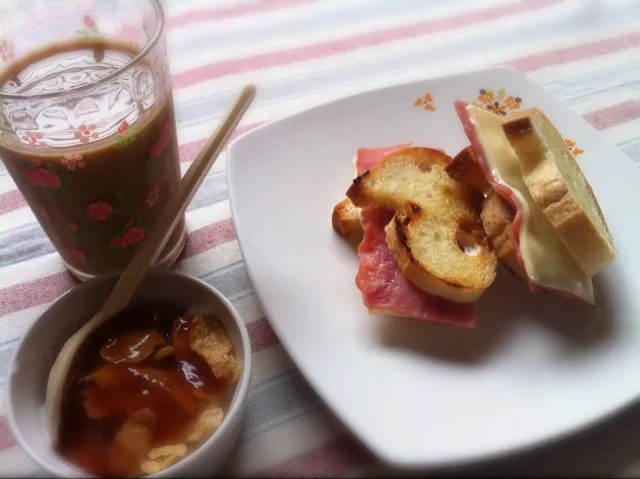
[{"xmin": 1, "ymin": 0, "xmax": 640, "ymax": 476}]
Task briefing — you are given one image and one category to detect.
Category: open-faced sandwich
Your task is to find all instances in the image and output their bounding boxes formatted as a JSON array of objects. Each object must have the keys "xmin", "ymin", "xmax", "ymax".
[
  {"xmin": 332, "ymin": 102, "xmax": 617, "ymax": 327},
  {"xmin": 334, "ymin": 145, "xmax": 498, "ymax": 328}
]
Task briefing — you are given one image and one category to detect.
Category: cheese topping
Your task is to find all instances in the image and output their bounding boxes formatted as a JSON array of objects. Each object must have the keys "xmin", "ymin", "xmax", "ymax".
[{"xmin": 466, "ymin": 105, "xmax": 594, "ymax": 304}]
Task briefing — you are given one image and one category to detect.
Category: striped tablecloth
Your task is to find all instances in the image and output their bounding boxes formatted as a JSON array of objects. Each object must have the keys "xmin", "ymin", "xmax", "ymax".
[{"xmin": 2, "ymin": 0, "xmax": 640, "ymax": 476}]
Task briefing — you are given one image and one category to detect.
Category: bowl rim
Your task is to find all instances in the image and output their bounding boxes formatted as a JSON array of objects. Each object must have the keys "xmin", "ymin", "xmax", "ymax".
[{"xmin": 4, "ymin": 269, "xmax": 253, "ymax": 478}]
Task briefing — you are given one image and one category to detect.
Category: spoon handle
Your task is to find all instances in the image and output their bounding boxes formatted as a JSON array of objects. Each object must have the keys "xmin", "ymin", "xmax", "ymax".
[{"xmin": 96, "ymin": 85, "xmax": 256, "ymax": 324}]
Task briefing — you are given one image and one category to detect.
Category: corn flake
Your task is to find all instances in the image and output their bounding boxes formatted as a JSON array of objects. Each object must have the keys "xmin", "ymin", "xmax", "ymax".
[
  {"xmin": 140, "ymin": 444, "xmax": 188, "ymax": 475},
  {"xmin": 186, "ymin": 403, "xmax": 224, "ymax": 444},
  {"xmin": 188, "ymin": 317, "xmax": 240, "ymax": 383}
]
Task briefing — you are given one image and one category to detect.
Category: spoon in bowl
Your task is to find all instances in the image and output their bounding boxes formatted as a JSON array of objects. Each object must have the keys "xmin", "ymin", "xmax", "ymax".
[{"xmin": 45, "ymin": 84, "xmax": 256, "ymax": 446}]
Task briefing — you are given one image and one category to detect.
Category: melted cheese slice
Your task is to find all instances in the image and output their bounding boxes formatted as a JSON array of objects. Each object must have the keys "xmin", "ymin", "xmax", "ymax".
[{"xmin": 466, "ymin": 105, "xmax": 594, "ymax": 304}]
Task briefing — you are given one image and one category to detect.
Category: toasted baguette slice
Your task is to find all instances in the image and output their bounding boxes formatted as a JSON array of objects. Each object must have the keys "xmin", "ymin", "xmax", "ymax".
[
  {"xmin": 346, "ymin": 147, "xmax": 452, "ymax": 208},
  {"xmin": 331, "ymin": 198, "xmax": 362, "ymax": 236},
  {"xmin": 503, "ymin": 110, "xmax": 616, "ymax": 277},
  {"xmin": 480, "ymin": 192, "xmax": 527, "ymax": 281},
  {"xmin": 335, "ymin": 147, "xmax": 481, "ymax": 239},
  {"xmin": 445, "ymin": 146, "xmax": 492, "ymax": 196},
  {"xmin": 386, "ymin": 201, "xmax": 497, "ymax": 303},
  {"xmin": 346, "ymin": 147, "xmax": 498, "ymax": 303}
]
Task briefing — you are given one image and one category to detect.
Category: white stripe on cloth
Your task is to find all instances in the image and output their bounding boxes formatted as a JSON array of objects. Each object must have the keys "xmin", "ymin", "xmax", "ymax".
[
  {"xmin": 0, "ymin": 448, "xmax": 42, "ymax": 478},
  {"xmin": 166, "ymin": 0, "xmax": 520, "ymax": 73},
  {"xmin": 224, "ymin": 407, "xmax": 348, "ymax": 477},
  {"xmin": 171, "ymin": 21, "xmax": 640, "ymax": 144}
]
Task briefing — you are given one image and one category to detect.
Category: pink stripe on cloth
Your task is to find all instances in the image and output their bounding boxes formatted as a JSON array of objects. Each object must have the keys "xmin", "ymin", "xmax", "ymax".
[
  {"xmin": 0, "ymin": 416, "xmax": 16, "ymax": 452},
  {"xmin": 0, "ymin": 190, "xmax": 24, "ymax": 216},
  {"xmin": 0, "ymin": 271, "xmax": 76, "ymax": 319},
  {"xmin": 584, "ymin": 99, "xmax": 640, "ymax": 131},
  {"xmin": 246, "ymin": 316, "xmax": 280, "ymax": 351},
  {"xmin": 179, "ymin": 121, "xmax": 265, "ymax": 163},
  {"xmin": 253, "ymin": 435, "xmax": 369, "ymax": 478},
  {"xmin": 172, "ymin": 0, "xmax": 562, "ymax": 88},
  {"xmin": 508, "ymin": 32, "xmax": 640, "ymax": 72},
  {"xmin": 168, "ymin": 0, "xmax": 314, "ymax": 29},
  {"xmin": 180, "ymin": 217, "xmax": 236, "ymax": 258},
  {"xmin": 0, "ymin": 217, "xmax": 236, "ymax": 317},
  {"xmin": 179, "ymin": 138, "xmax": 210, "ymax": 164}
]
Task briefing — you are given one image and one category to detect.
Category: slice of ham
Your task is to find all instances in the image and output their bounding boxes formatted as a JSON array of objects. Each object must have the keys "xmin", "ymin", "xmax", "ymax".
[
  {"xmin": 454, "ymin": 101, "xmax": 584, "ymax": 302},
  {"xmin": 355, "ymin": 143, "xmax": 448, "ymax": 176},
  {"xmin": 353, "ymin": 144, "xmax": 476, "ymax": 327},
  {"xmin": 356, "ymin": 144, "xmax": 412, "ymax": 175},
  {"xmin": 356, "ymin": 206, "xmax": 476, "ymax": 326}
]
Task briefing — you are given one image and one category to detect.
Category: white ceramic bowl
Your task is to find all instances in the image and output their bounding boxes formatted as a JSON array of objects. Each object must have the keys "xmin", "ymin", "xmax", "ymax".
[{"xmin": 5, "ymin": 270, "xmax": 252, "ymax": 478}]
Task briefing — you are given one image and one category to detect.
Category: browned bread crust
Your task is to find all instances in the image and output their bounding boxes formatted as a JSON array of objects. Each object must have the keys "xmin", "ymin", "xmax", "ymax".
[
  {"xmin": 331, "ymin": 198, "xmax": 362, "ymax": 236},
  {"xmin": 445, "ymin": 146, "xmax": 492, "ymax": 196}
]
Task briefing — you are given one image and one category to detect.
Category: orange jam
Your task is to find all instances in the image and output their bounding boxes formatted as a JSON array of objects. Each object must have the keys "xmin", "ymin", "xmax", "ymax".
[{"xmin": 57, "ymin": 305, "xmax": 240, "ymax": 477}]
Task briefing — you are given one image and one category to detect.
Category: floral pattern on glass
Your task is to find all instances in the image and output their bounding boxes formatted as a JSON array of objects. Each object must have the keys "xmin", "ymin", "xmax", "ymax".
[
  {"xmin": 21, "ymin": 132, "xmax": 45, "ymax": 148},
  {"xmin": 146, "ymin": 187, "xmax": 160, "ymax": 207},
  {"xmin": 110, "ymin": 220, "xmax": 147, "ymax": 251},
  {"xmin": 150, "ymin": 120, "xmax": 172, "ymax": 159},
  {"xmin": 61, "ymin": 153, "xmax": 86, "ymax": 171},
  {"xmin": 22, "ymin": 168, "xmax": 61, "ymax": 189},
  {"xmin": 20, "ymin": 159, "xmax": 72, "ymax": 191},
  {"xmin": 115, "ymin": 121, "xmax": 140, "ymax": 150},
  {"xmin": 76, "ymin": 15, "xmax": 103, "ymax": 39},
  {"xmin": 86, "ymin": 201, "xmax": 113, "ymax": 221},
  {"xmin": 74, "ymin": 124, "xmax": 99, "ymax": 143}
]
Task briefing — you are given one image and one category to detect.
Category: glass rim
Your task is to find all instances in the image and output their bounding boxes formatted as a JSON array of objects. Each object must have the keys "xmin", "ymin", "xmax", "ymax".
[{"xmin": 0, "ymin": 0, "xmax": 165, "ymax": 102}]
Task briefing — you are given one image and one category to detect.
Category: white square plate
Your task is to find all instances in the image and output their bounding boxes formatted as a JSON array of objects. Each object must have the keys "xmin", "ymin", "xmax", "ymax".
[{"xmin": 227, "ymin": 66, "xmax": 640, "ymax": 469}]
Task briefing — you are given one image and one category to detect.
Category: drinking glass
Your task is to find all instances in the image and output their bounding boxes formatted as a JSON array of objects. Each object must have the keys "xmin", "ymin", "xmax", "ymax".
[{"xmin": 0, "ymin": 0, "xmax": 186, "ymax": 281}]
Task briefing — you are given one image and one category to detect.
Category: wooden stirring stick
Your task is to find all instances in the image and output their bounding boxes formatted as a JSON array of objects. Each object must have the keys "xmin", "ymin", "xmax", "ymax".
[{"xmin": 45, "ymin": 84, "xmax": 256, "ymax": 445}]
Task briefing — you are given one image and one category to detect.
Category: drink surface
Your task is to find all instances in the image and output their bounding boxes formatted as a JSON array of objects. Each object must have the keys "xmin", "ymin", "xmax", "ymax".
[{"xmin": 0, "ymin": 39, "xmax": 184, "ymax": 276}]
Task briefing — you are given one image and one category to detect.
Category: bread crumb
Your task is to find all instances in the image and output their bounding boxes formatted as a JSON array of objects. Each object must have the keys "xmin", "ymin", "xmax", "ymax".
[
  {"xmin": 186, "ymin": 403, "xmax": 224, "ymax": 444},
  {"xmin": 189, "ymin": 317, "xmax": 240, "ymax": 383},
  {"xmin": 140, "ymin": 444, "xmax": 188, "ymax": 475}
]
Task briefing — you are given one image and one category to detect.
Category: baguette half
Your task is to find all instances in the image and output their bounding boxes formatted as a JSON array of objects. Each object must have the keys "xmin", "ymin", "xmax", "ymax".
[{"xmin": 503, "ymin": 110, "xmax": 616, "ymax": 277}]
